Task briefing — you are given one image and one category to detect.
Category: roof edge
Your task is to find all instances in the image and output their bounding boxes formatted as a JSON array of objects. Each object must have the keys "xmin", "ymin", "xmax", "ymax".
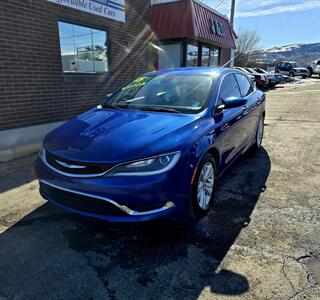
[{"xmin": 192, "ymin": 0, "xmax": 229, "ymax": 21}]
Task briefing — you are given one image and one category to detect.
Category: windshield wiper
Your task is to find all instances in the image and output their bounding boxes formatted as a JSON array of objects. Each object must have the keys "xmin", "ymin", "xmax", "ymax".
[
  {"xmin": 139, "ymin": 106, "xmax": 182, "ymax": 114},
  {"xmin": 102, "ymin": 103, "xmax": 128, "ymax": 109}
]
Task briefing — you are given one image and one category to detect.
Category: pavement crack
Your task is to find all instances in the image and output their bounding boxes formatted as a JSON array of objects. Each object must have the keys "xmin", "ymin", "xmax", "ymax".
[
  {"xmin": 297, "ymin": 255, "xmax": 312, "ymax": 262},
  {"xmin": 281, "ymin": 255, "xmax": 296, "ymax": 293},
  {"xmin": 82, "ymin": 251, "xmax": 116, "ymax": 300}
]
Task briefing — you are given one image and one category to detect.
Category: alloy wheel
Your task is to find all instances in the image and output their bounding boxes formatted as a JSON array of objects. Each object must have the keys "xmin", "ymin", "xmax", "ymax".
[{"xmin": 197, "ymin": 162, "xmax": 214, "ymax": 210}]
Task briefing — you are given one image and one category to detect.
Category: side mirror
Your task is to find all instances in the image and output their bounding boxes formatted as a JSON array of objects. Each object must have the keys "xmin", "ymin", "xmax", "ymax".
[
  {"xmin": 215, "ymin": 97, "xmax": 247, "ymax": 114},
  {"xmin": 223, "ymin": 97, "xmax": 247, "ymax": 109}
]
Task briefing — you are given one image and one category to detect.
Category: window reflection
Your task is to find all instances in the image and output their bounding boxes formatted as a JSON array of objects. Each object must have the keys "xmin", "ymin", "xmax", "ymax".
[
  {"xmin": 186, "ymin": 44, "xmax": 198, "ymax": 67},
  {"xmin": 202, "ymin": 47, "xmax": 210, "ymax": 66},
  {"xmin": 58, "ymin": 22, "xmax": 108, "ymax": 73},
  {"xmin": 209, "ymin": 47, "xmax": 220, "ymax": 66}
]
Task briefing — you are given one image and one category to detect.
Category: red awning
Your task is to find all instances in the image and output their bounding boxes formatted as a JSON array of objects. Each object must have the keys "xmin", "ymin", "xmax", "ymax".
[{"xmin": 150, "ymin": 0, "xmax": 236, "ymax": 49}]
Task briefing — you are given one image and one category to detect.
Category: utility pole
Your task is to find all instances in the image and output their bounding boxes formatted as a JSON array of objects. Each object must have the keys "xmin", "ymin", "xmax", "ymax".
[
  {"xmin": 229, "ymin": 0, "xmax": 236, "ymax": 67},
  {"xmin": 230, "ymin": 0, "xmax": 236, "ymax": 28}
]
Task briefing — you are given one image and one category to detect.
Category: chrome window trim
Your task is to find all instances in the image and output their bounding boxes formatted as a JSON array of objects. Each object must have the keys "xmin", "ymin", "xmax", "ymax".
[{"xmin": 40, "ymin": 180, "xmax": 175, "ymax": 216}]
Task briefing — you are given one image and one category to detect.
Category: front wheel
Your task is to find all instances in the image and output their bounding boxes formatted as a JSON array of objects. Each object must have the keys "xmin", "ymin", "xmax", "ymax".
[
  {"xmin": 289, "ymin": 71, "xmax": 295, "ymax": 77},
  {"xmin": 252, "ymin": 115, "xmax": 264, "ymax": 151},
  {"xmin": 191, "ymin": 154, "xmax": 216, "ymax": 218}
]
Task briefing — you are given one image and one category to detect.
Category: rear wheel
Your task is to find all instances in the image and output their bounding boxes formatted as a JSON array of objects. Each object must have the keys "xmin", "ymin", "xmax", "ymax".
[
  {"xmin": 252, "ymin": 115, "xmax": 264, "ymax": 151},
  {"xmin": 191, "ymin": 154, "xmax": 216, "ymax": 218}
]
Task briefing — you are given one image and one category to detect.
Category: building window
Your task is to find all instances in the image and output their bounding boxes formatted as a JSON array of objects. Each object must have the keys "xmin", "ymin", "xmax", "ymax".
[
  {"xmin": 209, "ymin": 47, "xmax": 220, "ymax": 66},
  {"xmin": 158, "ymin": 43, "xmax": 182, "ymax": 70},
  {"xmin": 58, "ymin": 22, "xmax": 108, "ymax": 73},
  {"xmin": 202, "ymin": 47, "xmax": 210, "ymax": 66},
  {"xmin": 186, "ymin": 44, "xmax": 199, "ymax": 67}
]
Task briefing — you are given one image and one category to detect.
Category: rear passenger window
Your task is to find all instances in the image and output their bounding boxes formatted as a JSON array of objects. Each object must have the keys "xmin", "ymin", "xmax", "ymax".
[
  {"xmin": 219, "ymin": 74, "xmax": 241, "ymax": 103},
  {"xmin": 235, "ymin": 74, "xmax": 253, "ymax": 97}
]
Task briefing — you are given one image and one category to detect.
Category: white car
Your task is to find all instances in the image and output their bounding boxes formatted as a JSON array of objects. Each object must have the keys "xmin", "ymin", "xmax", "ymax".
[{"xmin": 307, "ymin": 60, "xmax": 320, "ymax": 77}]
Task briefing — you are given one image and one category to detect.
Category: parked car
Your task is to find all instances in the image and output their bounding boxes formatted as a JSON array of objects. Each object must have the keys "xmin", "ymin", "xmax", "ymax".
[
  {"xmin": 35, "ymin": 67, "xmax": 266, "ymax": 222},
  {"xmin": 244, "ymin": 68, "xmax": 269, "ymax": 90},
  {"xmin": 234, "ymin": 67, "xmax": 256, "ymax": 84},
  {"xmin": 273, "ymin": 73, "xmax": 284, "ymax": 84},
  {"xmin": 253, "ymin": 68, "xmax": 277, "ymax": 87},
  {"xmin": 275, "ymin": 61, "xmax": 309, "ymax": 78},
  {"xmin": 306, "ymin": 60, "xmax": 320, "ymax": 77}
]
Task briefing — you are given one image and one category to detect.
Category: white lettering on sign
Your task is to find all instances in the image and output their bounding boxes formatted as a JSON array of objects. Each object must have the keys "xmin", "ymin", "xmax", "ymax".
[
  {"xmin": 47, "ymin": 0, "xmax": 125, "ymax": 23},
  {"xmin": 210, "ymin": 19, "xmax": 225, "ymax": 37}
]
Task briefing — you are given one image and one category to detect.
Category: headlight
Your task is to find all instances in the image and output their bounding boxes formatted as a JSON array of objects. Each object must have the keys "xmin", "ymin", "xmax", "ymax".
[{"xmin": 108, "ymin": 152, "xmax": 181, "ymax": 176}]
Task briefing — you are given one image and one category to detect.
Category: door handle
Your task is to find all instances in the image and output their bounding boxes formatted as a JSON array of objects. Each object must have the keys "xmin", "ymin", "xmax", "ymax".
[{"xmin": 242, "ymin": 106, "xmax": 251, "ymax": 115}]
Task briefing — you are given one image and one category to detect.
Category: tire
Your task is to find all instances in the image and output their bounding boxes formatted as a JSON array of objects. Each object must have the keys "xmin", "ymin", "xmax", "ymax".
[
  {"xmin": 252, "ymin": 115, "xmax": 265, "ymax": 151},
  {"xmin": 275, "ymin": 70, "xmax": 280, "ymax": 74},
  {"xmin": 191, "ymin": 153, "xmax": 216, "ymax": 218},
  {"xmin": 289, "ymin": 71, "xmax": 295, "ymax": 77},
  {"xmin": 302, "ymin": 76, "xmax": 306, "ymax": 79}
]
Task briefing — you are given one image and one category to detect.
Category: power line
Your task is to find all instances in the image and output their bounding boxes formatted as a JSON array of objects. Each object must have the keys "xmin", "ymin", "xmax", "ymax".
[{"xmin": 214, "ymin": 0, "xmax": 231, "ymax": 10}]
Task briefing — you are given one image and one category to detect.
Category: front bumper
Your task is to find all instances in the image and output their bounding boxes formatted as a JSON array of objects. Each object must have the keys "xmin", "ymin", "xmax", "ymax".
[{"xmin": 35, "ymin": 156, "xmax": 191, "ymax": 222}]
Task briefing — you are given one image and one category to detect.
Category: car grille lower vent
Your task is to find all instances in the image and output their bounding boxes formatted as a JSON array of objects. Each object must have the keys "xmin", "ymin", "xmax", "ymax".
[
  {"xmin": 45, "ymin": 150, "xmax": 114, "ymax": 176},
  {"xmin": 40, "ymin": 183, "xmax": 126, "ymax": 216}
]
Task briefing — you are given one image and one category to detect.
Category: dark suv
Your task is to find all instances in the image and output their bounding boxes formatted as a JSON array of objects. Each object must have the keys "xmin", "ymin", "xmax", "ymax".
[{"xmin": 275, "ymin": 61, "xmax": 309, "ymax": 78}]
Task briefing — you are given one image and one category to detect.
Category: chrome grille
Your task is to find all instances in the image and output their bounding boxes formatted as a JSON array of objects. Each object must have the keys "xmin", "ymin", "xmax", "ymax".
[{"xmin": 44, "ymin": 150, "xmax": 114, "ymax": 177}]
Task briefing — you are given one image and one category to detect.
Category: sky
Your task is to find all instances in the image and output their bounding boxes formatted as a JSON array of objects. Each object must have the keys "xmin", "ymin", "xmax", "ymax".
[{"xmin": 203, "ymin": 0, "xmax": 320, "ymax": 49}]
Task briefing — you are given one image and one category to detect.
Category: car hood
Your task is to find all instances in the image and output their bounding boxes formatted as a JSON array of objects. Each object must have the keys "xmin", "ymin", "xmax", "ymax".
[{"xmin": 44, "ymin": 108, "xmax": 203, "ymax": 163}]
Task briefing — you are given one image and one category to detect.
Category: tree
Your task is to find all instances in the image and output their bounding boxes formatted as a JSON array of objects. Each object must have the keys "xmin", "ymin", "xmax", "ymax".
[{"xmin": 235, "ymin": 28, "xmax": 261, "ymax": 67}]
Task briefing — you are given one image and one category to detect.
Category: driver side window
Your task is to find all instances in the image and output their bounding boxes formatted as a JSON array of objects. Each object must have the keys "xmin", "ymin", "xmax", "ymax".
[
  {"xmin": 218, "ymin": 73, "xmax": 241, "ymax": 105},
  {"xmin": 235, "ymin": 74, "xmax": 254, "ymax": 97}
]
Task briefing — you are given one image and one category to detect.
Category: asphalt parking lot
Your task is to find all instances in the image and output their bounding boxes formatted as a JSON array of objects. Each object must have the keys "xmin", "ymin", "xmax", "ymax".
[{"xmin": 0, "ymin": 79, "xmax": 319, "ymax": 300}]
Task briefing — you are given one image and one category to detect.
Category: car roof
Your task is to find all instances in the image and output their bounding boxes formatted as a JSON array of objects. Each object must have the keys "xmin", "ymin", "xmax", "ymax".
[{"xmin": 144, "ymin": 67, "xmax": 235, "ymax": 77}]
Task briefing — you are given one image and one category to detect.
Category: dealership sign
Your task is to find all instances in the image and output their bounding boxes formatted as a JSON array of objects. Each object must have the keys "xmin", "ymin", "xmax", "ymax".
[
  {"xmin": 210, "ymin": 19, "xmax": 225, "ymax": 37},
  {"xmin": 47, "ymin": 0, "xmax": 125, "ymax": 23}
]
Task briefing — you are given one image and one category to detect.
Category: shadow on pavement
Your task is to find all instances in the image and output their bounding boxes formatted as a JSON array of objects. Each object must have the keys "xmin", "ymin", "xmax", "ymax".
[
  {"xmin": 0, "ymin": 148, "xmax": 271, "ymax": 299},
  {"xmin": 0, "ymin": 154, "xmax": 37, "ymax": 194}
]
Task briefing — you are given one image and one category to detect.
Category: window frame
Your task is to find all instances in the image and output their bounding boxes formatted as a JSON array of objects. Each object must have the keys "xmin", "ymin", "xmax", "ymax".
[
  {"xmin": 57, "ymin": 20, "xmax": 110, "ymax": 75},
  {"xmin": 234, "ymin": 73, "xmax": 255, "ymax": 98},
  {"xmin": 214, "ymin": 72, "xmax": 242, "ymax": 109}
]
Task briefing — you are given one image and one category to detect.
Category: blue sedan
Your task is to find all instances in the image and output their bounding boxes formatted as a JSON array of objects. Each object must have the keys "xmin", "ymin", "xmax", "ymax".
[{"xmin": 35, "ymin": 67, "xmax": 265, "ymax": 222}]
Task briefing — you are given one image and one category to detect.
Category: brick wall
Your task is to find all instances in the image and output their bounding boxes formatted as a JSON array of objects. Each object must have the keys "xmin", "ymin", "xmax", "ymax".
[{"xmin": 0, "ymin": 0, "xmax": 157, "ymax": 131}]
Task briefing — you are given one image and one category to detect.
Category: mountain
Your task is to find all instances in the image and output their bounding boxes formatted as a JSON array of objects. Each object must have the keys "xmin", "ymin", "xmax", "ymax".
[{"xmin": 253, "ymin": 42, "xmax": 320, "ymax": 65}]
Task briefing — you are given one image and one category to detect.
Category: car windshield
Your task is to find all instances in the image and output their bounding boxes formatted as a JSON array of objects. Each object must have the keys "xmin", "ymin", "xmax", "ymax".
[
  {"xmin": 291, "ymin": 63, "xmax": 297, "ymax": 68},
  {"xmin": 103, "ymin": 74, "xmax": 214, "ymax": 114}
]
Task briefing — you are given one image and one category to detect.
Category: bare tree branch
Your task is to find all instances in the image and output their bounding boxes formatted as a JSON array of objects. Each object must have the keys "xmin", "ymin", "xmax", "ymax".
[{"xmin": 235, "ymin": 28, "xmax": 261, "ymax": 67}]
